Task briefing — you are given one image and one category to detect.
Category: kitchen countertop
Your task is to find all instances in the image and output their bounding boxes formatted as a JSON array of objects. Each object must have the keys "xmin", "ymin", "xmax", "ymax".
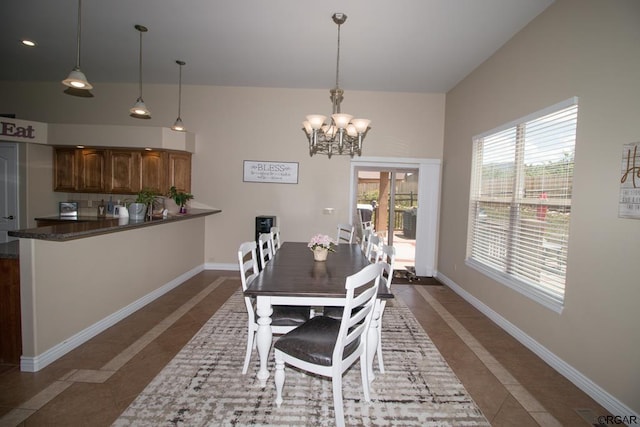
[{"xmin": 8, "ymin": 209, "xmax": 221, "ymax": 242}]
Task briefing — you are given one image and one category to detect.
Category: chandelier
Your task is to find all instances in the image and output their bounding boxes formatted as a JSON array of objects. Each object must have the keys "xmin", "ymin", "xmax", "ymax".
[{"xmin": 303, "ymin": 13, "xmax": 371, "ymax": 158}]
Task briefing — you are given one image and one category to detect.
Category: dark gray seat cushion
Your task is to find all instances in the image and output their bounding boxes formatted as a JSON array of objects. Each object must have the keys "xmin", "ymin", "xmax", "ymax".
[
  {"xmin": 270, "ymin": 305, "xmax": 311, "ymax": 326},
  {"xmin": 274, "ymin": 316, "xmax": 359, "ymax": 366}
]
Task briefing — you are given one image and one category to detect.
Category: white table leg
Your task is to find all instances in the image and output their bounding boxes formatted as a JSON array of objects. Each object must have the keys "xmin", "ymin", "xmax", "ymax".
[
  {"xmin": 255, "ymin": 296, "xmax": 273, "ymax": 387},
  {"xmin": 367, "ymin": 301, "xmax": 382, "ymax": 383}
]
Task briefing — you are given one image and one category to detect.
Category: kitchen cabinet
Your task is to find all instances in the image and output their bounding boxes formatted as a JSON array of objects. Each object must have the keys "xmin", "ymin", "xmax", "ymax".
[
  {"xmin": 140, "ymin": 150, "xmax": 166, "ymax": 194},
  {"xmin": 53, "ymin": 147, "xmax": 77, "ymax": 192},
  {"xmin": 106, "ymin": 150, "xmax": 142, "ymax": 194},
  {"xmin": 167, "ymin": 151, "xmax": 192, "ymax": 193},
  {"xmin": 77, "ymin": 149, "xmax": 106, "ymax": 192},
  {"xmin": 0, "ymin": 256, "xmax": 21, "ymax": 364},
  {"xmin": 53, "ymin": 147, "xmax": 191, "ymax": 194}
]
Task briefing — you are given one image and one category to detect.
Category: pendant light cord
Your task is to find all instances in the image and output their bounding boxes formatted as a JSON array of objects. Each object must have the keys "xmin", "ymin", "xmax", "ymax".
[
  {"xmin": 177, "ymin": 63, "xmax": 182, "ymax": 116},
  {"xmin": 335, "ymin": 22, "xmax": 341, "ymax": 90},
  {"xmin": 75, "ymin": 0, "xmax": 82, "ymax": 68},
  {"xmin": 138, "ymin": 30, "xmax": 143, "ymax": 97}
]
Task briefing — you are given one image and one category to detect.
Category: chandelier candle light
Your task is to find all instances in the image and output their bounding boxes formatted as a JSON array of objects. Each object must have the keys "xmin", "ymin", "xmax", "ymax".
[
  {"xmin": 303, "ymin": 13, "xmax": 371, "ymax": 158},
  {"xmin": 308, "ymin": 234, "xmax": 336, "ymax": 262}
]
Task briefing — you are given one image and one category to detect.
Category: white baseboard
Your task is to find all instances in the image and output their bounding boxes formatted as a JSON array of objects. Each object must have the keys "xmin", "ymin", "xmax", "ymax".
[
  {"xmin": 436, "ymin": 272, "xmax": 638, "ymax": 419},
  {"xmin": 205, "ymin": 262, "xmax": 238, "ymax": 271},
  {"xmin": 20, "ymin": 264, "xmax": 204, "ymax": 373}
]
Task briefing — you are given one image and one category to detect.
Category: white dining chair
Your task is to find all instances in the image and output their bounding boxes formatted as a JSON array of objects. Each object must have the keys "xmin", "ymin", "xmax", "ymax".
[
  {"xmin": 360, "ymin": 228, "xmax": 373, "ymax": 253},
  {"xmin": 336, "ymin": 223, "xmax": 355, "ymax": 244},
  {"xmin": 270, "ymin": 226, "xmax": 281, "ymax": 254},
  {"xmin": 237, "ymin": 241, "xmax": 310, "ymax": 375},
  {"xmin": 257, "ymin": 232, "xmax": 273, "ymax": 269},
  {"xmin": 274, "ymin": 263, "xmax": 382, "ymax": 427},
  {"xmin": 372, "ymin": 244, "xmax": 396, "ymax": 375},
  {"xmin": 366, "ymin": 234, "xmax": 383, "ymax": 263}
]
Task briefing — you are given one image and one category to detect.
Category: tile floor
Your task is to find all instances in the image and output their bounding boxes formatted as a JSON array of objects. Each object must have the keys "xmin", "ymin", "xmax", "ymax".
[{"xmin": 0, "ymin": 271, "xmax": 610, "ymax": 426}]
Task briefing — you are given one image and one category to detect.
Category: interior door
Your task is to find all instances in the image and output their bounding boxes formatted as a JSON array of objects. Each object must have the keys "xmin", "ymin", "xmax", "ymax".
[{"xmin": 0, "ymin": 143, "xmax": 19, "ymax": 243}]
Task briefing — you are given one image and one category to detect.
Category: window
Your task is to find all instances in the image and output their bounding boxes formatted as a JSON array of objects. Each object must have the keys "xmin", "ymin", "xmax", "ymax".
[{"xmin": 466, "ymin": 98, "xmax": 578, "ymax": 312}]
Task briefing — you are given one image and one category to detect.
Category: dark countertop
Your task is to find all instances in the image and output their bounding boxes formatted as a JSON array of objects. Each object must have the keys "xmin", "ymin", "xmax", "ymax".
[
  {"xmin": 0, "ymin": 240, "xmax": 19, "ymax": 259},
  {"xmin": 8, "ymin": 209, "xmax": 221, "ymax": 242}
]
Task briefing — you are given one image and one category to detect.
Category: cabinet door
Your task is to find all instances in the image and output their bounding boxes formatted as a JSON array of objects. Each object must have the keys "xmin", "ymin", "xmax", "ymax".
[
  {"xmin": 53, "ymin": 147, "xmax": 77, "ymax": 191},
  {"xmin": 167, "ymin": 151, "xmax": 192, "ymax": 193},
  {"xmin": 77, "ymin": 149, "xmax": 106, "ymax": 192},
  {"xmin": 106, "ymin": 150, "xmax": 141, "ymax": 194},
  {"xmin": 140, "ymin": 150, "xmax": 166, "ymax": 194}
]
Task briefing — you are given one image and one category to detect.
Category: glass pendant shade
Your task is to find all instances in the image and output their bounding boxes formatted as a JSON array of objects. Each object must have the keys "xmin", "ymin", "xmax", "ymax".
[
  {"xmin": 129, "ymin": 97, "xmax": 151, "ymax": 119},
  {"xmin": 63, "ymin": 67, "xmax": 93, "ymax": 89},
  {"xmin": 171, "ymin": 117, "xmax": 185, "ymax": 132}
]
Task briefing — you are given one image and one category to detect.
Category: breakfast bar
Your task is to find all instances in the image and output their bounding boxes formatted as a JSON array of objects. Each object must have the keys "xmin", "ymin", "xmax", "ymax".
[{"xmin": 9, "ymin": 209, "xmax": 221, "ymax": 372}]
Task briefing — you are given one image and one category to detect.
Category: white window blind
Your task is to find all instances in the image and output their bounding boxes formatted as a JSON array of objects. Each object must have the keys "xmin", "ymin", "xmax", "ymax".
[{"xmin": 466, "ymin": 98, "xmax": 578, "ymax": 311}]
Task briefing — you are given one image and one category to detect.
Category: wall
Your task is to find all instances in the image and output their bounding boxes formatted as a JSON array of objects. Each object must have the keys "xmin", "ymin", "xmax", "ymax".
[
  {"xmin": 440, "ymin": 0, "xmax": 639, "ymax": 414},
  {"xmin": 19, "ymin": 218, "xmax": 206, "ymax": 370},
  {"xmin": 0, "ymin": 83, "xmax": 445, "ymax": 266}
]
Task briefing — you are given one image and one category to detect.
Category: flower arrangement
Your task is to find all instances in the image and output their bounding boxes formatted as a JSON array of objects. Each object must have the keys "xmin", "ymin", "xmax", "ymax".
[{"xmin": 308, "ymin": 234, "xmax": 336, "ymax": 252}]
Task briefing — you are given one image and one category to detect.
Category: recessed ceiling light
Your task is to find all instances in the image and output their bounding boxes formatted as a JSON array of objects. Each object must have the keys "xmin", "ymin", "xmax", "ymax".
[{"xmin": 21, "ymin": 39, "xmax": 37, "ymax": 47}]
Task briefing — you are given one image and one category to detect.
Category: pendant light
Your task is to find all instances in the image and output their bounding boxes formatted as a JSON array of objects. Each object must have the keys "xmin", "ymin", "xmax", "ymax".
[
  {"xmin": 171, "ymin": 60, "xmax": 186, "ymax": 131},
  {"xmin": 62, "ymin": 0, "xmax": 94, "ymax": 97},
  {"xmin": 130, "ymin": 24, "xmax": 151, "ymax": 119}
]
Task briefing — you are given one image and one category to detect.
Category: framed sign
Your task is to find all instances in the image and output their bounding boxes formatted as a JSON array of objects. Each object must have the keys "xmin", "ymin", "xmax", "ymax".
[
  {"xmin": 619, "ymin": 142, "xmax": 640, "ymax": 219},
  {"xmin": 243, "ymin": 160, "xmax": 299, "ymax": 184}
]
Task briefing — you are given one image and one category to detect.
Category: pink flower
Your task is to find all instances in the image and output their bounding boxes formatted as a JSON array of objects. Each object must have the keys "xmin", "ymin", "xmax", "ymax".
[{"xmin": 307, "ymin": 234, "xmax": 336, "ymax": 252}]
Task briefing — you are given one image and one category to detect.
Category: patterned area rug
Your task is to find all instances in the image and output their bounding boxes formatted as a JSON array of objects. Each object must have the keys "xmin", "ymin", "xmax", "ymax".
[{"xmin": 114, "ymin": 288, "xmax": 489, "ymax": 426}]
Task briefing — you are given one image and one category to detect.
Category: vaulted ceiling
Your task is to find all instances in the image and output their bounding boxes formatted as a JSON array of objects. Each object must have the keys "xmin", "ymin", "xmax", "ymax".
[{"xmin": 1, "ymin": 0, "xmax": 553, "ymax": 93}]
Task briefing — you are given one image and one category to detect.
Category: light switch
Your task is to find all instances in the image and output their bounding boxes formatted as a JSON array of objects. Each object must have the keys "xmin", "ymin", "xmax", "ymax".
[{"xmin": 323, "ymin": 208, "xmax": 335, "ymax": 215}]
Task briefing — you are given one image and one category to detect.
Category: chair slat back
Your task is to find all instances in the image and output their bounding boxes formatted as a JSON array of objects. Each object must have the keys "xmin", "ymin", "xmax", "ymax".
[
  {"xmin": 334, "ymin": 263, "xmax": 382, "ymax": 361},
  {"xmin": 336, "ymin": 223, "xmax": 355, "ymax": 244},
  {"xmin": 257, "ymin": 233, "xmax": 273, "ymax": 269},
  {"xmin": 270, "ymin": 226, "xmax": 281, "ymax": 253}
]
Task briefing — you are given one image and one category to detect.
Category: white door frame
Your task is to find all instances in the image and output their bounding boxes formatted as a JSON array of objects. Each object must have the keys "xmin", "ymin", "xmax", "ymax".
[
  {"xmin": 0, "ymin": 142, "xmax": 20, "ymax": 243},
  {"xmin": 349, "ymin": 157, "xmax": 441, "ymax": 277}
]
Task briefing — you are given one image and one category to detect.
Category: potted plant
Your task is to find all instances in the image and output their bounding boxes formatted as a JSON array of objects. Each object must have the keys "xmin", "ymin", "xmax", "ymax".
[
  {"xmin": 167, "ymin": 186, "xmax": 194, "ymax": 214},
  {"xmin": 307, "ymin": 234, "xmax": 336, "ymax": 262},
  {"xmin": 129, "ymin": 188, "xmax": 158, "ymax": 220}
]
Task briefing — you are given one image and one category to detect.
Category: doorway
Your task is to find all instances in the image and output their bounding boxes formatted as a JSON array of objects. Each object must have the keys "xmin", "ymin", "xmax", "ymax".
[
  {"xmin": 0, "ymin": 143, "xmax": 19, "ymax": 243},
  {"xmin": 350, "ymin": 157, "xmax": 441, "ymax": 277},
  {"xmin": 354, "ymin": 168, "xmax": 419, "ymax": 272}
]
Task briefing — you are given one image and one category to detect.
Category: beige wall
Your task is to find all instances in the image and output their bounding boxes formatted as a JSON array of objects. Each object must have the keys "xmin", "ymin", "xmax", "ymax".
[
  {"xmin": 440, "ymin": 0, "xmax": 640, "ymax": 414},
  {"xmin": 20, "ymin": 218, "xmax": 206, "ymax": 366},
  {"xmin": 0, "ymin": 83, "xmax": 445, "ymax": 265}
]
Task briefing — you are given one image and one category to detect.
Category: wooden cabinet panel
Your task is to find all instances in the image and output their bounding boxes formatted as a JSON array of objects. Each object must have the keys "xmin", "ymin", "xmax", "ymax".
[
  {"xmin": 53, "ymin": 147, "xmax": 77, "ymax": 191},
  {"xmin": 77, "ymin": 149, "xmax": 106, "ymax": 192},
  {"xmin": 106, "ymin": 150, "xmax": 142, "ymax": 194},
  {"xmin": 167, "ymin": 151, "xmax": 192, "ymax": 193},
  {"xmin": 0, "ymin": 258, "xmax": 21, "ymax": 364},
  {"xmin": 140, "ymin": 150, "xmax": 166, "ymax": 194}
]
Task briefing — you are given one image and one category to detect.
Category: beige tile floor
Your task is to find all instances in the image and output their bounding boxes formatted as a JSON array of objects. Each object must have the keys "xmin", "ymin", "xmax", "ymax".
[{"xmin": 0, "ymin": 271, "xmax": 610, "ymax": 426}]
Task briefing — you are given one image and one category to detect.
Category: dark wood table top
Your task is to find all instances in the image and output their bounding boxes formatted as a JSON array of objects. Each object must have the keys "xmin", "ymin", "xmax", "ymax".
[{"xmin": 245, "ymin": 242, "xmax": 393, "ymax": 299}]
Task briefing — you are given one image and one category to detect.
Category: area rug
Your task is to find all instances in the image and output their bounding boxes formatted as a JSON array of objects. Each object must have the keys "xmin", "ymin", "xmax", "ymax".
[{"xmin": 114, "ymin": 289, "xmax": 489, "ymax": 426}]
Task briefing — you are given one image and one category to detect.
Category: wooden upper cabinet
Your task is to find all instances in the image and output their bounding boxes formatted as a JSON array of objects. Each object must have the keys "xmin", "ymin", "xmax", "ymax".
[
  {"xmin": 53, "ymin": 147, "xmax": 191, "ymax": 194},
  {"xmin": 53, "ymin": 147, "xmax": 77, "ymax": 191},
  {"xmin": 167, "ymin": 151, "xmax": 192, "ymax": 193},
  {"xmin": 76, "ymin": 149, "xmax": 106, "ymax": 192},
  {"xmin": 140, "ymin": 150, "xmax": 166, "ymax": 194},
  {"xmin": 106, "ymin": 150, "xmax": 142, "ymax": 194}
]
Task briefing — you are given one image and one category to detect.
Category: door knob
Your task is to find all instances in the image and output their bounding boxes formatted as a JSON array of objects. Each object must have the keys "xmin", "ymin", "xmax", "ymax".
[{"xmin": 2, "ymin": 215, "xmax": 14, "ymax": 220}]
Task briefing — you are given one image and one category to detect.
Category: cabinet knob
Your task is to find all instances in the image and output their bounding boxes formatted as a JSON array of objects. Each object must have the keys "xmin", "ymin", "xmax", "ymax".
[{"xmin": 2, "ymin": 215, "xmax": 14, "ymax": 220}]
